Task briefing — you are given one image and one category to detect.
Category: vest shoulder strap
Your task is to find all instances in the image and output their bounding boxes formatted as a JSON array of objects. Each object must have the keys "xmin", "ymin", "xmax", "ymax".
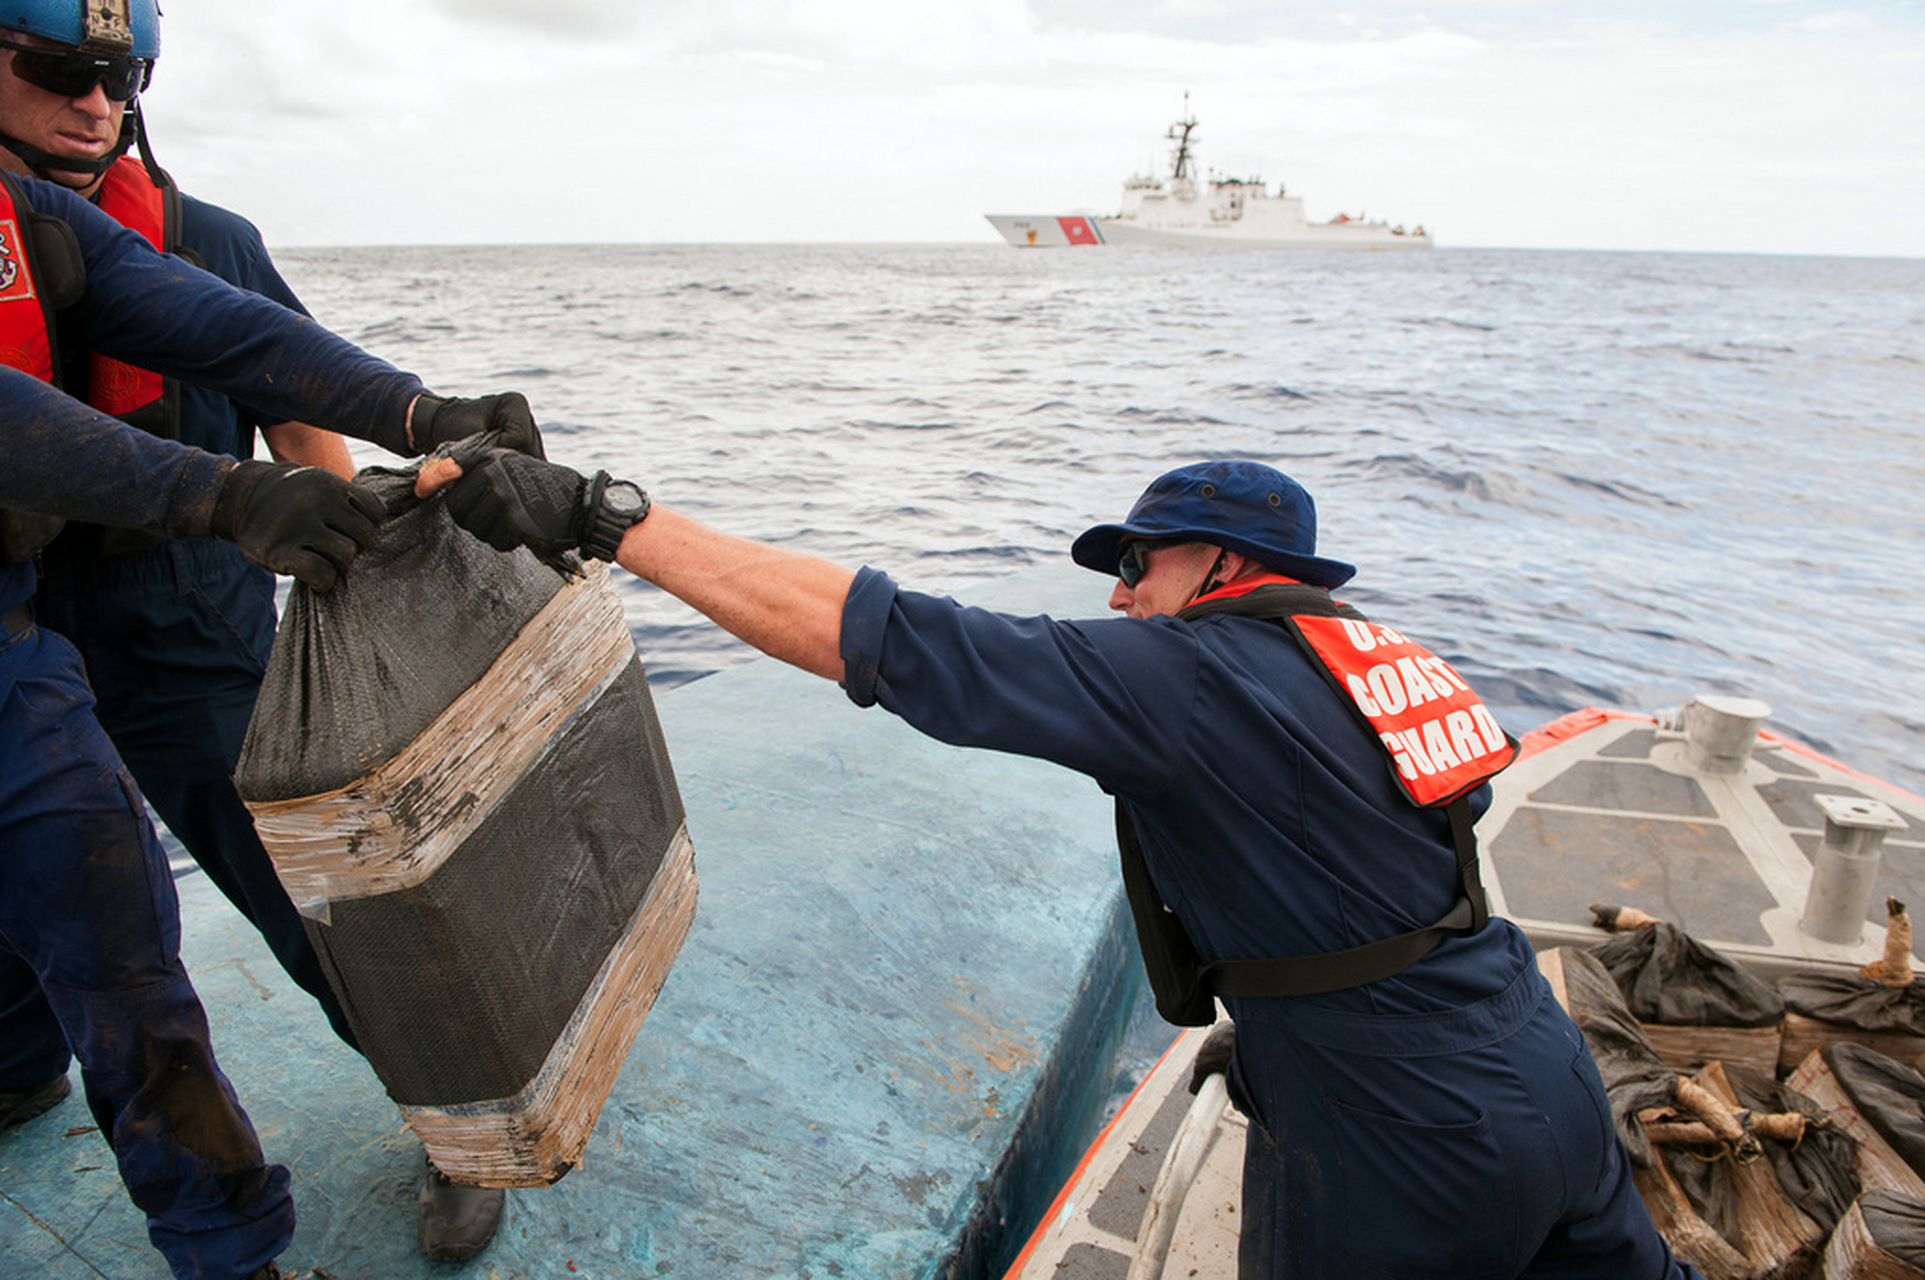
[{"xmin": 1114, "ymin": 801, "xmax": 1218, "ymax": 1026}]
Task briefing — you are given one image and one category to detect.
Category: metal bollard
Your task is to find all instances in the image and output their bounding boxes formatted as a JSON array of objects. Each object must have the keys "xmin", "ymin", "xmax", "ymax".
[
  {"xmin": 1679, "ymin": 695, "xmax": 1773, "ymax": 775},
  {"xmin": 1799, "ymin": 794, "xmax": 1908, "ymax": 945}
]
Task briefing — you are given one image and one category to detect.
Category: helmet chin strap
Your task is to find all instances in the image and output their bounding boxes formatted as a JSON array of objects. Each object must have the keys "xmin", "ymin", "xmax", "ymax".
[
  {"xmin": 0, "ymin": 105, "xmax": 140, "ymax": 186},
  {"xmin": 1186, "ymin": 548, "xmax": 1229, "ymax": 609}
]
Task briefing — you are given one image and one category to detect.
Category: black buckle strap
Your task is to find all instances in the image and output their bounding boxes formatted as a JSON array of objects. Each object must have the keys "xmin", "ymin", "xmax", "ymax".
[
  {"xmin": 1202, "ymin": 794, "xmax": 1489, "ymax": 998},
  {"xmin": 1204, "ymin": 895, "xmax": 1478, "ymax": 999},
  {"xmin": 1119, "ymin": 785, "xmax": 1489, "ymax": 1005}
]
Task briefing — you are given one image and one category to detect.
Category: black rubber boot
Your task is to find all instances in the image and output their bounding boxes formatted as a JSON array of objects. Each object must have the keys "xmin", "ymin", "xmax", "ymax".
[
  {"xmin": 0, "ymin": 1074, "xmax": 70, "ymax": 1131},
  {"xmin": 417, "ymin": 1157, "xmax": 505, "ymax": 1261}
]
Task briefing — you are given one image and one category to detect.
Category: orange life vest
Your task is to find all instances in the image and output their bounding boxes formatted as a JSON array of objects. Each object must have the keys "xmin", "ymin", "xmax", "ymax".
[
  {"xmin": 0, "ymin": 158, "xmax": 180, "ymax": 434},
  {"xmin": 0, "ymin": 163, "xmax": 182, "ymax": 562},
  {"xmin": 1290, "ymin": 612, "xmax": 1515, "ymax": 806},
  {"xmin": 0, "ymin": 173, "xmax": 72, "ymax": 563},
  {"xmin": 0, "ymin": 174, "xmax": 60, "ymax": 385},
  {"xmin": 85, "ymin": 155, "xmax": 178, "ymax": 436}
]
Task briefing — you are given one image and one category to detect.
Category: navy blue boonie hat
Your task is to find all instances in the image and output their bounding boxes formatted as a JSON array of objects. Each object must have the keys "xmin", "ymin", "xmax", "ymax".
[{"xmin": 1070, "ymin": 461, "xmax": 1356, "ymax": 589}]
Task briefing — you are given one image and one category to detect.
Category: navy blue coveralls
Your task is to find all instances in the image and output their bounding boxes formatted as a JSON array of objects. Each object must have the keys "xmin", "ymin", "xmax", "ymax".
[
  {"xmin": 836, "ymin": 567, "xmax": 1699, "ymax": 1279},
  {"xmin": 0, "ymin": 175, "xmax": 422, "ymax": 1279},
  {"xmin": 5, "ymin": 193, "xmax": 356, "ymax": 1079}
]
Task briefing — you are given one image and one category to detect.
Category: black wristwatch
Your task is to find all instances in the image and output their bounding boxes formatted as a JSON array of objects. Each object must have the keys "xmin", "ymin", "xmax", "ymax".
[{"xmin": 580, "ymin": 471, "xmax": 650, "ymax": 562}]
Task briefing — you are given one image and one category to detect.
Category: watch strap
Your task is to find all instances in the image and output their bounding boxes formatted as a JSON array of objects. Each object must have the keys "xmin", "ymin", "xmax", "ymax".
[{"xmin": 580, "ymin": 470, "xmax": 649, "ymax": 562}]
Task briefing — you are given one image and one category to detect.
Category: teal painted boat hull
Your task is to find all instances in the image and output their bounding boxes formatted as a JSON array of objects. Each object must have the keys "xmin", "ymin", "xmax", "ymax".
[{"xmin": 0, "ymin": 563, "xmax": 1145, "ymax": 1278}]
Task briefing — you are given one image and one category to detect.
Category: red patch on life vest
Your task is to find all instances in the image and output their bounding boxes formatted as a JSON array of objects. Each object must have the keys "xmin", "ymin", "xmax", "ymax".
[
  {"xmin": 0, "ymin": 220, "xmax": 36, "ymax": 302},
  {"xmin": 1293, "ymin": 613, "xmax": 1515, "ymax": 807},
  {"xmin": 89, "ymin": 356, "xmax": 154, "ymax": 416}
]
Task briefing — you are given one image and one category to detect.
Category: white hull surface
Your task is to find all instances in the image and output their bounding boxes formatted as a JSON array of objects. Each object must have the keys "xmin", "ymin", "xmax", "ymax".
[
  {"xmin": 987, "ymin": 105, "xmax": 1432, "ymax": 251},
  {"xmin": 984, "ymin": 211, "xmax": 1430, "ymax": 251}
]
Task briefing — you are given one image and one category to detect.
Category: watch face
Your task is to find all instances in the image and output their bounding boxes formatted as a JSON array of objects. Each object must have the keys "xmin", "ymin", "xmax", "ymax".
[{"xmin": 602, "ymin": 482, "xmax": 647, "ymax": 517}]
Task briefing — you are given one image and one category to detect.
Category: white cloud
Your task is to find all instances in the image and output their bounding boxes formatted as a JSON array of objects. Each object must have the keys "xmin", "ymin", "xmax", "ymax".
[{"xmin": 132, "ymin": 0, "xmax": 1924, "ymax": 255}]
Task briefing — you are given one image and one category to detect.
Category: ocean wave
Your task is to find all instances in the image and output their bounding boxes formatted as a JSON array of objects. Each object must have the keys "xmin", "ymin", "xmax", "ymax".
[{"xmin": 282, "ymin": 243, "xmax": 1925, "ymax": 794}]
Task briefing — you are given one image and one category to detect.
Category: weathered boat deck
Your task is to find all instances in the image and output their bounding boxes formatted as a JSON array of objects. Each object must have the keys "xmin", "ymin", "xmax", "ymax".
[
  {"xmin": 1484, "ymin": 706, "xmax": 1925, "ymax": 978},
  {"xmin": 0, "ymin": 563, "xmax": 1142, "ymax": 1280}
]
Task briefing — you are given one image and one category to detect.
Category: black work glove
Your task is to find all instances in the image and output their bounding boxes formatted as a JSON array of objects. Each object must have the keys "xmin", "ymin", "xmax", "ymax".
[
  {"xmin": 210, "ymin": 460, "xmax": 385, "ymax": 592},
  {"xmin": 440, "ymin": 445, "xmax": 589, "ymax": 558},
  {"xmin": 410, "ymin": 392, "xmax": 547, "ymax": 459},
  {"xmin": 1187, "ymin": 1021, "xmax": 1235, "ymax": 1095}
]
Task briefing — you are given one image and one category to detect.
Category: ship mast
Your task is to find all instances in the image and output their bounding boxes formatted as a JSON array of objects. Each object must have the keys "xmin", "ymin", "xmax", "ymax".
[{"xmin": 1166, "ymin": 92, "xmax": 1199, "ymax": 181}]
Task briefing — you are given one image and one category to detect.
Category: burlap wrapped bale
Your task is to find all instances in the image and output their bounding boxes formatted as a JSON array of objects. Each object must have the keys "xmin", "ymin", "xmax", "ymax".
[
  {"xmin": 1591, "ymin": 921, "xmax": 1784, "ymax": 1028},
  {"xmin": 1546, "ymin": 948, "xmax": 1751, "ymax": 1277},
  {"xmin": 235, "ymin": 467, "xmax": 697, "ymax": 1186},
  {"xmin": 1782, "ymin": 976, "xmax": 1925, "ymax": 1038},
  {"xmin": 1862, "ymin": 1193, "xmax": 1925, "ymax": 1272},
  {"xmin": 1552, "ymin": 947, "xmax": 1853, "ymax": 1279},
  {"xmin": 1824, "ymin": 1192, "xmax": 1925, "ymax": 1279},
  {"xmin": 1655, "ymin": 1063, "xmax": 1829, "ymax": 1280},
  {"xmin": 1829, "ymin": 1044, "xmax": 1925, "ymax": 1184},
  {"xmin": 1779, "ymin": 967, "xmax": 1925, "ymax": 1075},
  {"xmin": 1701, "ymin": 1063, "xmax": 1859, "ymax": 1241},
  {"xmin": 1590, "ymin": 920, "xmax": 1785, "ymax": 1075}
]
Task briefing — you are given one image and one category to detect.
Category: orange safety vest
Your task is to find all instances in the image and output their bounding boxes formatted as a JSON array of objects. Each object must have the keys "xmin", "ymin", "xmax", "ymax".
[
  {"xmin": 0, "ymin": 162, "xmax": 184, "ymax": 563},
  {"xmin": 0, "ymin": 158, "xmax": 180, "ymax": 434},
  {"xmin": 0, "ymin": 174, "xmax": 61, "ymax": 385},
  {"xmin": 84, "ymin": 155, "xmax": 179, "ymax": 437},
  {"xmin": 1289, "ymin": 612, "xmax": 1515, "ymax": 807},
  {"xmin": 0, "ymin": 173, "xmax": 72, "ymax": 564}
]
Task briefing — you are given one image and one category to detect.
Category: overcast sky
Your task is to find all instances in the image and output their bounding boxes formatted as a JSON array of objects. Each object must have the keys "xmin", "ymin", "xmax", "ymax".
[{"xmin": 137, "ymin": 0, "xmax": 1921, "ymax": 256}]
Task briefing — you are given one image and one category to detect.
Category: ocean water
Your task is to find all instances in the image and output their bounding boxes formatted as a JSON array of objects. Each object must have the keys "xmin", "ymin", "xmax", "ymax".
[
  {"xmin": 278, "ymin": 242, "xmax": 1925, "ymax": 797},
  {"xmin": 138, "ymin": 243, "xmax": 1909, "ymax": 1271}
]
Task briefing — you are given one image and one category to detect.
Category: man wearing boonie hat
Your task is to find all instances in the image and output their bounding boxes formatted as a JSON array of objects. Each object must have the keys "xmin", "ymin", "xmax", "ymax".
[{"xmin": 426, "ymin": 451, "xmax": 1702, "ymax": 1279}]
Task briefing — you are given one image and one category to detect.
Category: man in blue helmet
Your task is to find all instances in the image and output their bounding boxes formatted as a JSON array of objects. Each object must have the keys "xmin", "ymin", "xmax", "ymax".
[
  {"xmin": 421, "ymin": 448, "xmax": 1705, "ymax": 1279},
  {"xmin": 0, "ymin": 167, "xmax": 543, "ymax": 1278},
  {"xmin": 0, "ymin": 0, "xmax": 506, "ymax": 1260}
]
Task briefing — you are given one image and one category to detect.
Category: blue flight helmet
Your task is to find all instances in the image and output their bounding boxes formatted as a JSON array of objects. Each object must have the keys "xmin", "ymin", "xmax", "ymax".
[
  {"xmin": 1, "ymin": 0, "xmax": 160, "ymax": 55},
  {"xmin": 1071, "ymin": 461, "xmax": 1357, "ymax": 590},
  {"xmin": 0, "ymin": 0, "xmax": 162, "ymax": 183}
]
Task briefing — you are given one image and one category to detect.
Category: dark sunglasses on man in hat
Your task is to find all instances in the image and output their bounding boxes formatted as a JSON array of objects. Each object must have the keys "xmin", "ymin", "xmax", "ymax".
[
  {"xmin": 1116, "ymin": 539, "xmax": 1186, "ymax": 588},
  {"xmin": 0, "ymin": 37, "xmax": 151, "ymax": 102}
]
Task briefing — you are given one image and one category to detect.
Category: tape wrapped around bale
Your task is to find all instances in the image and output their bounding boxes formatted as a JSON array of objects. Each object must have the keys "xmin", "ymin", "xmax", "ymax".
[{"xmin": 234, "ymin": 465, "xmax": 697, "ymax": 1187}]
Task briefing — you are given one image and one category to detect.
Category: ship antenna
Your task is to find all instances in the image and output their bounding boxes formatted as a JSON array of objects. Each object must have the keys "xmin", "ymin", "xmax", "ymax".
[{"xmin": 1167, "ymin": 91, "xmax": 1198, "ymax": 181}]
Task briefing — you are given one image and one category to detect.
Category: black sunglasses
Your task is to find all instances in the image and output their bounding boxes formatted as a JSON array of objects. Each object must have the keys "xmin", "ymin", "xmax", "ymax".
[
  {"xmin": 0, "ymin": 37, "xmax": 152, "ymax": 102},
  {"xmin": 1116, "ymin": 539, "xmax": 1180, "ymax": 588}
]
